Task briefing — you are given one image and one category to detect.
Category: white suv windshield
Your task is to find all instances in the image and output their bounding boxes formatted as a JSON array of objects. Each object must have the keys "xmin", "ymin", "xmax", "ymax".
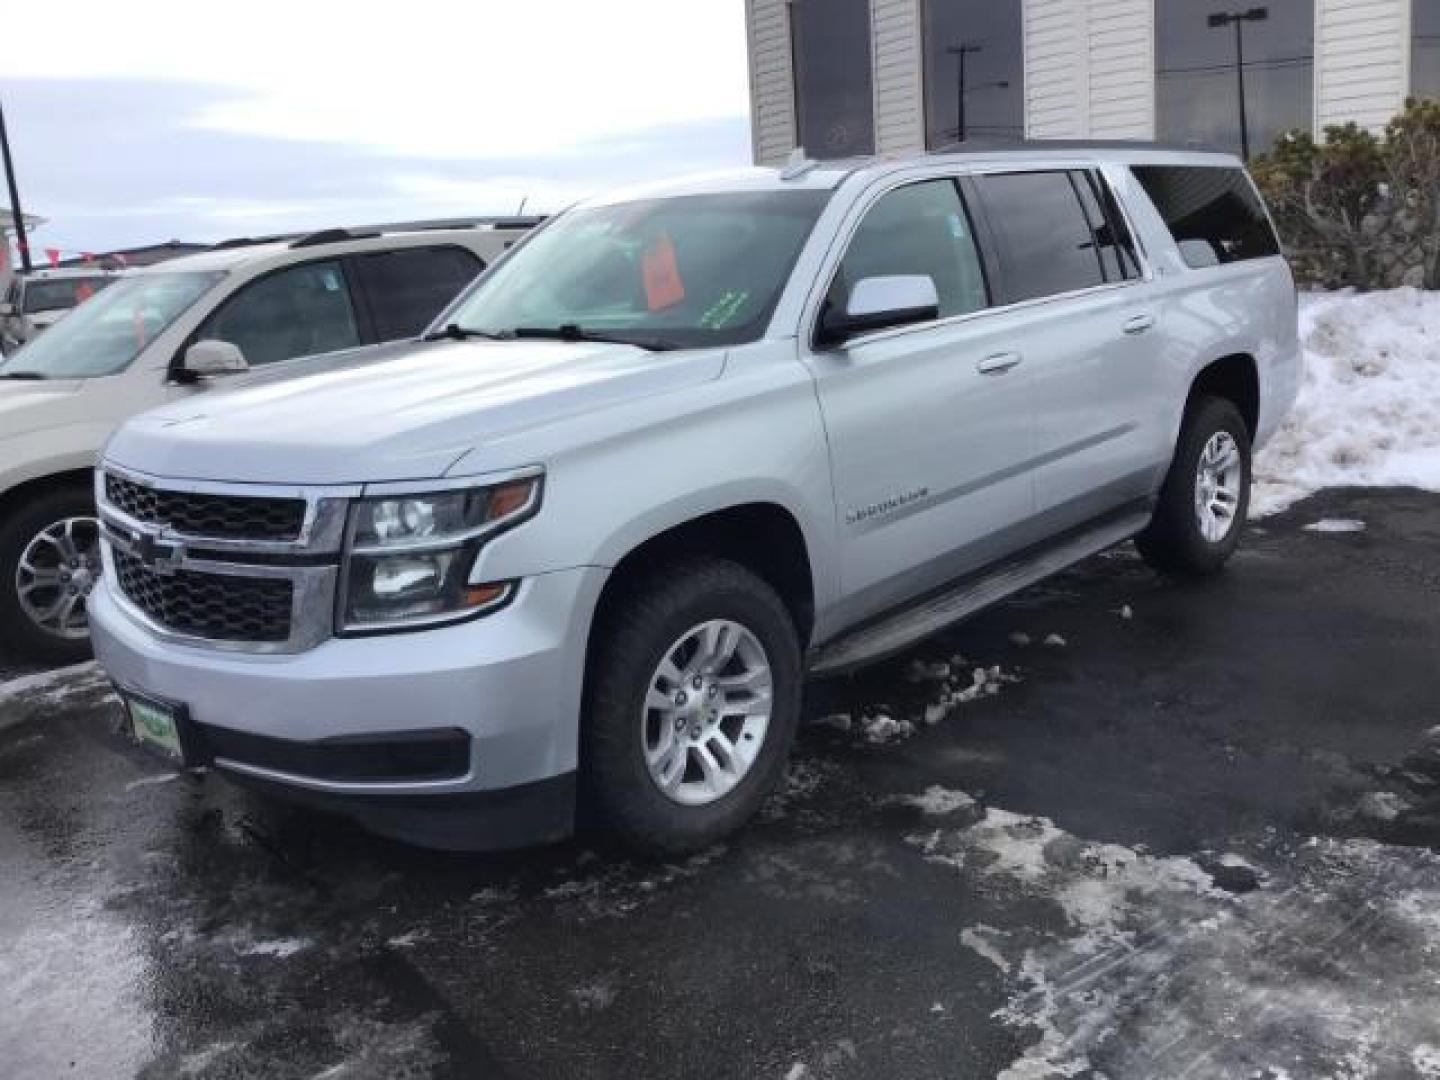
[
  {"xmin": 0, "ymin": 272, "xmax": 221, "ymax": 380},
  {"xmin": 443, "ymin": 190, "xmax": 831, "ymax": 350}
]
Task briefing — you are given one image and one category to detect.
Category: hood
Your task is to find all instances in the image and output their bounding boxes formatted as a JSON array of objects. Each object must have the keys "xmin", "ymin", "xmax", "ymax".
[
  {"xmin": 0, "ymin": 378, "xmax": 87, "ymax": 439},
  {"xmin": 104, "ymin": 338, "xmax": 727, "ymax": 484}
]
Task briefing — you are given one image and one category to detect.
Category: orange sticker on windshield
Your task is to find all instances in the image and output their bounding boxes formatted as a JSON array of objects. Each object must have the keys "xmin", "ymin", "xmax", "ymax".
[{"xmin": 641, "ymin": 233, "xmax": 685, "ymax": 311}]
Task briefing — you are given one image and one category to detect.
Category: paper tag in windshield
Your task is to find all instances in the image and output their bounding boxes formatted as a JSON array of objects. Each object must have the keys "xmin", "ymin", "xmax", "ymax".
[{"xmin": 641, "ymin": 233, "xmax": 685, "ymax": 311}]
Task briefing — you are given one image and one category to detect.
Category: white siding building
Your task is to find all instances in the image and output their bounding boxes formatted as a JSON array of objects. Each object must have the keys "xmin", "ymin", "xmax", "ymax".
[{"xmin": 746, "ymin": 0, "xmax": 1439, "ymax": 164}]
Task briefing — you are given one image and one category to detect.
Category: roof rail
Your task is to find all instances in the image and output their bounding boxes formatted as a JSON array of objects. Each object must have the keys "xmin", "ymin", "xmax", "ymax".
[
  {"xmin": 289, "ymin": 227, "xmax": 382, "ymax": 249},
  {"xmin": 780, "ymin": 147, "xmax": 821, "ymax": 181},
  {"xmin": 213, "ymin": 233, "xmax": 298, "ymax": 250}
]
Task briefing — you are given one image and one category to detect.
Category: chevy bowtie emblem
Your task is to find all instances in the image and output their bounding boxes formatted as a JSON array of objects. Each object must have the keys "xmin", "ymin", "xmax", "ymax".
[{"xmin": 131, "ymin": 530, "xmax": 185, "ymax": 575}]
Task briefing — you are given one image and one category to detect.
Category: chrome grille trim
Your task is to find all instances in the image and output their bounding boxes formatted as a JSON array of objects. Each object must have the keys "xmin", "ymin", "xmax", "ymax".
[
  {"xmin": 99, "ymin": 533, "xmax": 339, "ymax": 654},
  {"xmin": 97, "ymin": 462, "xmax": 359, "ymax": 556},
  {"xmin": 96, "ymin": 463, "xmax": 358, "ymax": 654}
]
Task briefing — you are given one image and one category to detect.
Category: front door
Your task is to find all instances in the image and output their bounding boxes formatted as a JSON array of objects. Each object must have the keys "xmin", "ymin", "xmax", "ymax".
[{"xmin": 802, "ymin": 177, "xmax": 1037, "ymax": 629}]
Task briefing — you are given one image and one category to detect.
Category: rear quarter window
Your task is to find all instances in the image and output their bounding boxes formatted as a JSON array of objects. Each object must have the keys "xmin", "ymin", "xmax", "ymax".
[{"xmin": 1131, "ymin": 165, "xmax": 1280, "ymax": 268}]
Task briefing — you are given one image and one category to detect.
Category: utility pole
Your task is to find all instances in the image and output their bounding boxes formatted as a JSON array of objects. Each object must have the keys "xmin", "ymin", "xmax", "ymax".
[
  {"xmin": 946, "ymin": 43, "xmax": 983, "ymax": 143},
  {"xmin": 0, "ymin": 97, "xmax": 32, "ymax": 273},
  {"xmin": 1207, "ymin": 7, "xmax": 1269, "ymax": 160}
]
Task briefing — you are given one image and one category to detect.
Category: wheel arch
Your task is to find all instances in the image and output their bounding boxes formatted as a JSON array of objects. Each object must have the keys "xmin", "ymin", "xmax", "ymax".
[
  {"xmin": 1185, "ymin": 353, "xmax": 1259, "ymax": 440},
  {"xmin": 0, "ymin": 467, "xmax": 97, "ymax": 518},
  {"xmin": 588, "ymin": 500, "xmax": 818, "ymax": 654}
]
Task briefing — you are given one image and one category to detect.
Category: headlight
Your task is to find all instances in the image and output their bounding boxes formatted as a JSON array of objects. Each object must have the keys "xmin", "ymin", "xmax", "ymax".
[{"xmin": 339, "ymin": 472, "xmax": 541, "ymax": 632}]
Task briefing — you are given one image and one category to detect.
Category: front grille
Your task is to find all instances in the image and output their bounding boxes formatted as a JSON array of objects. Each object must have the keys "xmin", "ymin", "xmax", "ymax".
[
  {"xmin": 105, "ymin": 473, "xmax": 306, "ymax": 542},
  {"xmin": 113, "ymin": 550, "xmax": 293, "ymax": 643}
]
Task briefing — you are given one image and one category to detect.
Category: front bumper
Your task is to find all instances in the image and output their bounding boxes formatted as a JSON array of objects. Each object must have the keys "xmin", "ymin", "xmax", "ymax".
[{"xmin": 91, "ymin": 565, "xmax": 606, "ymax": 848}]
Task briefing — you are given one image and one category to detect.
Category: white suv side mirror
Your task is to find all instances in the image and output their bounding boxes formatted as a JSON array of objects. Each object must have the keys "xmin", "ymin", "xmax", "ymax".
[
  {"xmin": 0, "ymin": 302, "xmax": 15, "ymax": 317},
  {"xmin": 183, "ymin": 339, "xmax": 249, "ymax": 377},
  {"xmin": 817, "ymin": 274, "xmax": 941, "ymax": 346}
]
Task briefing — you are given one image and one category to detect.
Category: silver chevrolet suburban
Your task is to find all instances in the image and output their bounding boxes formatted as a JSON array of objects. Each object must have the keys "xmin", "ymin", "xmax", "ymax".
[{"xmin": 90, "ymin": 146, "xmax": 1301, "ymax": 855}]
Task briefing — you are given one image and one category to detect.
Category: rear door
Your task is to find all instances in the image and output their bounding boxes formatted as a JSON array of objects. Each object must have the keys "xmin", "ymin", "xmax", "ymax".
[
  {"xmin": 348, "ymin": 245, "xmax": 484, "ymax": 342},
  {"xmin": 803, "ymin": 174, "xmax": 1037, "ymax": 628},
  {"xmin": 973, "ymin": 167, "xmax": 1164, "ymax": 528}
]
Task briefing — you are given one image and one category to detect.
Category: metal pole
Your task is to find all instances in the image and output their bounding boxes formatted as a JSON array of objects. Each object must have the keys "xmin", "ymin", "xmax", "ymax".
[
  {"xmin": 0, "ymin": 99, "xmax": 32, "ymax": 273},
  {"xmin": 1234, "ymin": 18, "xmax": 1250, "ymax": 160},
  {"xmin": 957, "ymin": 48, "xmax": 968, "ymax": 143}
]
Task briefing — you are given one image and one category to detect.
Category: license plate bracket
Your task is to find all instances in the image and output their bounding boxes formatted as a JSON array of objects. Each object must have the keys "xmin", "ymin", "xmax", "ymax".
[{"xmin": 117, "ymin": 687, "xmax": 202, "ymax": 768}]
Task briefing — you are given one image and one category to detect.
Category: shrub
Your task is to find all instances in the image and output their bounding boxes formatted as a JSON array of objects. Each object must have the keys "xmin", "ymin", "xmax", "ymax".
[{"xmin": 1251, "ymin": 99, "xmax": 1440, "ymax": 290}]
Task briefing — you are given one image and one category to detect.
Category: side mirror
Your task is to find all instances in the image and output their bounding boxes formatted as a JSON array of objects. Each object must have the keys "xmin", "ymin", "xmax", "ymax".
[
  {"xmin": 0, "ymin": 302, "xmax": 14, "ymax": 317},
  {"xmin": 182, "ymin": 339, "xmax": 249, "ymax": 377},
  {"xmin": 817, "ymin": 275, "xmax": 940, "ymax": 346}
]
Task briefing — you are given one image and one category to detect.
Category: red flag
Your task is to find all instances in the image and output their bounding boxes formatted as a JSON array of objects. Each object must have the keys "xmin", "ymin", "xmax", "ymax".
[{"xmin": 45, "ymin": 248, "xmax": 61, "ymax": 268}]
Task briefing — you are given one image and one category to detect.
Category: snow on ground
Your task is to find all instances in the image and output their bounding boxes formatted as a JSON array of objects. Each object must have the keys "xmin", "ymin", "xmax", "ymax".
[
  {"xmin": 0, "ymin": 661, "xmax": 115, "ymax": 732},
  {"xmin": 1303, "ymin": 518, "xmax": 1367, "ymax": 533},
  {"xmin": 1254, "ymin": 289, "xmax": 1440, "ymax": 516},
  {"xmin": 904, "ymin": 791, "xmax": 1440, "ymax": 1079}
]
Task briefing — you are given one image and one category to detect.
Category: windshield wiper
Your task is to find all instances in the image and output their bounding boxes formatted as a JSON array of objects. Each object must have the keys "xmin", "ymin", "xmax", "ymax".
[
  {"xmin": 420, "ymin": 323, "xmax": 509, "ymax": 343},
  {"xmin": 0, "ymin": 371, "xmax": 47, "ymax": 380},
  {"xmin": 508, "ymin": 324, "xmax": 678, "ymax": 352}
]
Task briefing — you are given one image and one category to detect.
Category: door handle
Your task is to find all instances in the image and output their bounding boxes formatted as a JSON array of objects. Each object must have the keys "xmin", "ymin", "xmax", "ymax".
[
  {"xmin": 1123, "ymin": 314, "xmax": 1156, "ymax": 335},
  {"xmin": 977, "ymin": 351, "xmax": 1022, "ymax": 375}
]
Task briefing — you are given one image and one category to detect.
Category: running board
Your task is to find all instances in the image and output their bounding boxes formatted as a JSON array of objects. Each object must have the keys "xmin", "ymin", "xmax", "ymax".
[{"xmin": 806, "ymin": 511, "xmax": 1150, "ymax": 677}]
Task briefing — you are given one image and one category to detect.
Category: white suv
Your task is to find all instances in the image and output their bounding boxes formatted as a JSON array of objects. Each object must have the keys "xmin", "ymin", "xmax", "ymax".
[
  {"xmin": 0, "ymin": 221, "xmax": 534, "ymax": 661},
  {"xmin": 0, "ymin": 266, "xmax": 120, "ymax": 353}
]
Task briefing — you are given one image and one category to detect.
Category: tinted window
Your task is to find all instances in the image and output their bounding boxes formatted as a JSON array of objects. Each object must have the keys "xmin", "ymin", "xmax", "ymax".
[
  {"xmin": 922, "ymin": 0, "xmax": 1024, "ymax": 148},
  {"xmin": 354, "ymin": 246, "xmax": 482, "ymax": 341},
  {"xmin": 979, "ymin": 172, "xmax": 1108, "ymax": 301},
  {"xmin": 1155, "ymin": 0, "xmax": 1314, "ymax": 158},
  {"xmin": 1072, "ymin": 172, "xmax": 1140, "ymax": 283},
  {"xmin": 1416, "ymin": 0, "xmax": 1440, "ymax": 100},
  {"xmin": 200, "ymin": 260, "xmax": 360, "ymax": 366},
  {"xmin": 790, "ymin": 0, "xmax": 874, "ymax": 158},
  {"xmin": 829, "ymin": 179, "xmax": 989, "ymax": 323},
  {"xmin": 1132, "ymin": 165, "xmax": 1280, "ymax": 267}
]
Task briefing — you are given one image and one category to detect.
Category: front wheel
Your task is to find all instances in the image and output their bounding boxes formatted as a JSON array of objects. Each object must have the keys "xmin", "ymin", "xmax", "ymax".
[
  {"xmin": 584, "ymin": 557, "xmax": 802, "ymax": 856},
  {"xmin": 1137, "ymin": 396, "xmax": 1251, "ymax": 577},
  {"xmin": 0, "ymin": 487, "xmax": 102, "ymax": 663}
]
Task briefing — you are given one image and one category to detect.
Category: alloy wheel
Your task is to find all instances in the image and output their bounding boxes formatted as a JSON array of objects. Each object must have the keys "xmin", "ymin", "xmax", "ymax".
[
  {"xmin": 15, "ymin": 516, "xmax": 102, "ymax": 641},
  {"xmin": 640, "ymin": 618, "xmax": 774, "ymax": 807}
]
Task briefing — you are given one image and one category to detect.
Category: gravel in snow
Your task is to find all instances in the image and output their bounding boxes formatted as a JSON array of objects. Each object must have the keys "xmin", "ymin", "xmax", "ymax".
[
  {"xmin": 903, "ymin": 789, "xmax": 1440, "ymax": 1078},
  {"xmin": 1254, "ymin": 288, "xmax": 1440, "ymax": 516}
]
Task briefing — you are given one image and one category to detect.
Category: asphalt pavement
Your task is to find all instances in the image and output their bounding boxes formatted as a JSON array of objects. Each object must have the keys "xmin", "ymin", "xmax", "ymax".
[{"xmin": 3, "ymin": 487, "xmax": 1439, "ymax": 1079}]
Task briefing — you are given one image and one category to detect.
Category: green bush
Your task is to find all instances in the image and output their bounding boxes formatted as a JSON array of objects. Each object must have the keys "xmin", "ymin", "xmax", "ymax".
[{"xmin": 1251, "ymin": 98, "xmax": 1440, "ymax": 290}]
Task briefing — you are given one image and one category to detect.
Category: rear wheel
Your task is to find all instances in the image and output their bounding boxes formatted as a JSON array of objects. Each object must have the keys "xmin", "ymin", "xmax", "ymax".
[
  {"xmin": 0, "ymin": 487, "xmax": 101, "ymax": 663},
  {"xmin": 1137, "ymin": 396, "xmax": 1251, "ymax": 576},
  {"xmin": 584, "ymin": 557, "xmax": 802, "ymax": 856}
]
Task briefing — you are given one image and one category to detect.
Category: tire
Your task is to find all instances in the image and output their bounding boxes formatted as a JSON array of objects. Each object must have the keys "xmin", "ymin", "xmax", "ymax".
[
  {"xmin": 0, "ymin": 486, "xmax": 101, "ymax": 664},
  {"xmin": 584, "ymin": 557, "xmax": 803, "ymax": 856},
  {"xmin": 1136, "ymin": 396, "xmax": 1251, "ymax": 577}
]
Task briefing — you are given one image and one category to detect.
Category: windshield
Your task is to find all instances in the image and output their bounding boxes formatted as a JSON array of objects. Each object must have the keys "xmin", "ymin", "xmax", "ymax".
[
  {"xmin": 22, "ymin": 276, "xmax": 116, "ymax": 314},
  {"xmin": 443, "ymin": 189, "xmax": 832, "ymax": 349},
  {"xmin": 0, "ymin": 272, "xmax": 222, "ymax": 379}
]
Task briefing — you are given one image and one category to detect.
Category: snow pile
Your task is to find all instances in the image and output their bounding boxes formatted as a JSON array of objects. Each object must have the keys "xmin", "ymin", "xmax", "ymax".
[
  {"xmin": 904, "ymin": 791, "xmax": 1440, "ymax": 1078},
  {"xmin": 1254, "ymin": 288, "xmax": 1440, "ymax": 515}
]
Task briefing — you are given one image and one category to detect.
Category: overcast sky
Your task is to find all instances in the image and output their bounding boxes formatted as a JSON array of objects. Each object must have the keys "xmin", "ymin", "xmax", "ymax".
[{"xmin": 3, "ymin": 0, "xmax": 751, "ymax": 256}]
